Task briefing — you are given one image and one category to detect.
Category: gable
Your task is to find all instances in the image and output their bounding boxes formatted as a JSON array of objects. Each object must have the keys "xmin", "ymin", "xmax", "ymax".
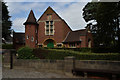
[{"xmin": 38, "ymin": 6, "xmax": 62, "ymax": 21}]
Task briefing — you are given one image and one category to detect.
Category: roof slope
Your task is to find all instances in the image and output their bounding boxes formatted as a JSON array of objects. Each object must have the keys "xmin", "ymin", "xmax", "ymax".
[
  {"xmin": 63, "ymin": 29, "xmax": 87, "ymax": 43},
  {"xmin": 24, "ymin": 10, "xmax": 38, "ymax": 25}
]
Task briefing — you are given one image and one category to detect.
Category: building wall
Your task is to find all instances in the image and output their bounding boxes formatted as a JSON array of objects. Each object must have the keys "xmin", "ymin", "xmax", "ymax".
[
  {"xmin": 13, "ymin": 32, "xmax": 25, "ymax": 50},
  {"xmin": 63, "ymin": 32, "xmax": 93, "ymax": 48},
  {"xmin": 24, "ymin": 8, "xmax": 92, "ymax": 48},
  {"xmin": 37, "ymin": 10, "xmax": 71, "ymax": 47},
  {"xmin": 25, "ymin": 24, "xmax": 37, "ymax": 48},
  {"xmin": 80, "ymin": 36, "xmax": 87, "ymax": 47},
  {"xmin": 86, "ymin": 32, "xmax": 93, "ymax": 48}
]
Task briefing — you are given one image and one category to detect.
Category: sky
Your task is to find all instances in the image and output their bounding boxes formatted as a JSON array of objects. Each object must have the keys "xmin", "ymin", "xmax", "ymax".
[{"xmin": 4, "ymin": 1, "xmax": 91, "ymax": 32}]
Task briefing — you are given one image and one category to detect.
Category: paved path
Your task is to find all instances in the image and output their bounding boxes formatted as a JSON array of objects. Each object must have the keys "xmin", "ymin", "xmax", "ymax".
[
  {"xmin": 0, "ymin": 53, "xmax": 2, "ymax": 80},
  {"xmin": 2, "ymin": 68, "xmax": 76, "ymax": 78}
]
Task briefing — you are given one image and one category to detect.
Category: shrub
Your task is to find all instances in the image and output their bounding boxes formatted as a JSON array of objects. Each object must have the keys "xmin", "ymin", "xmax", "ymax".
[
  {"xmin": 91, "ymin": 47, "xmax": 119, "ymax": 53},
  {"xmin": 52, "ymin": 48, "xmax": 91, "ymax": 52},
  {"xmin": 17, "ymin": 47, "xmax": 39, "ymax": 59},
  {"xmin": 33, "ymin": 48, "xmax": 120, "ymax": 60},
  {"xmin": 2, "ymin": 44, "xmax": 13, "ymax": 49}
]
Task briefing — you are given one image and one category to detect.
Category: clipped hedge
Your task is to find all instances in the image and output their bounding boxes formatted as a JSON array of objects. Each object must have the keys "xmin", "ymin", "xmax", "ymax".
[
  {"xmin": 52, "ymin": 47, "xmax": 119, "ymax": 53},
  {"xmin": 17, "ymin": 47, "xmax": 39, "ymax": 59},
  {"xmin": 91, "ymin": 47, "xmax": 119, "ymax": 53},
  {"xmin": 33, "ymin": 48, "xmax": 120, "ymax": 60},
  {"xmin": 52, "ymin": 48, "xmax": 91, "ymax": 52},
  {"xmin": 2, "ymin": 44, "xmax": 13, "ymax": 49}
]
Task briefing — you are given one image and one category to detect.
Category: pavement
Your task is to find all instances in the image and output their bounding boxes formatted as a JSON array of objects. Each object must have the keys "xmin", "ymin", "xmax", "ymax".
[
  {"xmin": 0, "ymin": 53, "xmax": 2, "ymax": 80},
  {"xmin": 2, "ymin": 68, "xmax": 77, "ymax": 78}
]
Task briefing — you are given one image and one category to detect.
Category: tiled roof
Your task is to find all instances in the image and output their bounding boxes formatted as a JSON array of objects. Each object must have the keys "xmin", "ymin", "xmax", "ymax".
[
  {"xmin": 63, "ymin": 29, "xmax": 87, "ymax": 43},
  {"xmin": 23, "ymin": 10, "xmax": 38, "ymax": 25}
]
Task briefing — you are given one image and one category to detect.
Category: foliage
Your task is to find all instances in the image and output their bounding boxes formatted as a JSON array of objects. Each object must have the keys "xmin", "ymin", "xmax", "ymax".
[
  {"xmin": 2, "ymin": 44, "xmax": 13, "ymax": 49},
  {"xmin": 83, "ymin": 2, "xmax": 120, "ymax": 50},
  {"xmin": 51, "ymin": 48, "xmax": 91, "ymax": 52},
  {"xmin": 91, "ymin": 47, "xmax": 119, "ymax": 53},
  {"xmin": 2, "ymin": 2, "xmax": 12, "ymax": 40},
  {"xmin": 17, "ymin": 47, "xmax": 39, "ymax": 59},
  {"xmin": 33, "ymin": 48, "xmax": 120, "ymax": 60}
]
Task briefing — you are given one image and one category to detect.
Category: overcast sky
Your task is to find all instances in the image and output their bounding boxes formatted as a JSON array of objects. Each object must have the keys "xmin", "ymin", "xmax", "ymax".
[{"xmin": 5, "ymin": 1, "xmax": 91, "ymax": 32}]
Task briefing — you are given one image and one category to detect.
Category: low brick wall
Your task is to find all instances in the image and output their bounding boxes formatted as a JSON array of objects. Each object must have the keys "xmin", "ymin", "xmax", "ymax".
[
  {"xmin": 75, "ymin": 60, "xmax": 120, "ymax": 71},
  {"xmin": 14, "ymin": 59, "xmax": 64, "ymax": 71},
  {"xmin": 13, "ymin": 57, "xmax": 120, "ymax": 73}
]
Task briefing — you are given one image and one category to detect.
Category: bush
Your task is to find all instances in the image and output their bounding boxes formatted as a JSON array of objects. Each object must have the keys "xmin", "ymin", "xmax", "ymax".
[
  {"xmin": 52, "ymin": 48, "xmax": 91, "ymax": 52},
  {"xmin": 33, "ymin": 48, "xmax": 120, "ymax": 60},
  {"xmin": 2, "ymin": 44, "xmax": 13, "ymax": 49},
  {"xmin": 17, "ymin": 47, "xmax": 39, "ymax": 59},
  {"xmin": 91, "ymin": 47, "xmax": 119, "ymax": 53}
]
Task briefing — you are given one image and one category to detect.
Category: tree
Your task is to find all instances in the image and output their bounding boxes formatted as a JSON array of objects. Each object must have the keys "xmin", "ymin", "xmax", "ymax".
[
  {"xmin": 83, "ymin": 2, "xmax": 120, "ymax": 49},
  {"xmin": 2, "ymin": 2, "xmax": 12, "ymax": 40}
]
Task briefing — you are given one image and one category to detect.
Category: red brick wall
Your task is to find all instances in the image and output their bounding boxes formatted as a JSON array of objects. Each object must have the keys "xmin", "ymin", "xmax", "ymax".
[
  {"xmin": 80, "ymin": 36, "xmax": 87, "ymax": 47},
  {"xmin": 86, "ymin": 32, "xmax": 93, "ymax": 47},
  {"xmin": 38, "ymin": 10, "xmax": 71, "ymax": 46},
  {"xmin": 25, "ymin": 24, "xmax": 37, "ymax": 48}
]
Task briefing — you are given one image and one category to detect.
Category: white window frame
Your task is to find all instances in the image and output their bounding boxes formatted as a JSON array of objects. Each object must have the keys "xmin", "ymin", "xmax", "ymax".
[{"xmin": 45, "ymin": 21, "xmax": 54, "ymax": 35}]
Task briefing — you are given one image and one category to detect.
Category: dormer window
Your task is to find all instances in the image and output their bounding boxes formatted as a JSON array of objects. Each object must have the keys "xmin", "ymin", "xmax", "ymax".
[{"xmin": 45, "ymin": 21, "xmax": 54, "ymax": 35}]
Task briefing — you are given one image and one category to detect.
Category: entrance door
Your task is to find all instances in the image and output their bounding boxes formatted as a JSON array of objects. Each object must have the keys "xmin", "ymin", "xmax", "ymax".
[{"xmin": 47, "ymin": 42, "xmax": 54, "ymax": 48}]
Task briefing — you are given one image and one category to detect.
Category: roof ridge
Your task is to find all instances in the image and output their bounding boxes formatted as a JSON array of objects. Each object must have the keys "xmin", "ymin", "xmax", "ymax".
[{"xmin": 73, "ymin": 29, "xmax": 86, "ymax": 32}]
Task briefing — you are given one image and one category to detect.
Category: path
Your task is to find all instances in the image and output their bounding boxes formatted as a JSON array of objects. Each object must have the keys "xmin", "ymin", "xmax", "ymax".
[{"xmin": 2, "ymin": 68, "xmax": 76, "ymax": 78}]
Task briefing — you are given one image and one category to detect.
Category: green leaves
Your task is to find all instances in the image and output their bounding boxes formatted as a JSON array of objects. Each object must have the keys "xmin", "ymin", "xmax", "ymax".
[
  {"xmin": 83, "ymin": 2, "xmax": 120, "ymax": 48},
  {"xmin": 17, "ymin": 47, "xmax": 39, "ymax": 59},
  {"xmin": 2, "ymin": 2, "xmax": 12, "ymax": 40},
  {"xmin": 33, "ymin": 48, "xmax": 120, "ymax": 61}
]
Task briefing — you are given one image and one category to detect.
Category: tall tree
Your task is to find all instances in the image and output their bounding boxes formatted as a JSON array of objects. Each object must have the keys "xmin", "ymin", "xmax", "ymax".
[
  {"xmin": 83, "ymin": 2, "xmax": 120, "ymax": 49},
  {"xmin": 2, "ymin": 2, "xmax": 12, "ymax": 40}
]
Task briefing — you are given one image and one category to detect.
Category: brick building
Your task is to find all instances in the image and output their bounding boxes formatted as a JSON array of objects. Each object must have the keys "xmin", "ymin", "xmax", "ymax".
[
  {"xmin": 23, "ymin": 6, "xmax": 93, "ymax": 48},
  {"xmin": 13, "ymin": 32, "xmax": 25, "ymax": 50}
]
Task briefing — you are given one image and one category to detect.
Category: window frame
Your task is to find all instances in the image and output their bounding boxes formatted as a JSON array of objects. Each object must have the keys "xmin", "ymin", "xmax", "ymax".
[{"xmin": 45, "ymin": 20, "xmax": 54, "ymax": 35}]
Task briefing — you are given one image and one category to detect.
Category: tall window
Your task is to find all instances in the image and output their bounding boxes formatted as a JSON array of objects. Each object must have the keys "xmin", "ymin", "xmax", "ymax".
[{"xmin": 45, "ymin": 21, "xmax": 54, "ymax": 35}]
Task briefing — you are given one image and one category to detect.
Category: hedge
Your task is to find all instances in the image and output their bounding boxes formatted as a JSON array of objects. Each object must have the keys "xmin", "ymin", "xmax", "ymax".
[
  {"xmin": 33, "ymin": 48, "xmax": 120, "ymax": 61},
  {"xmin": 51, "ymin": 47, "xmax": 119, "ymax": 53},
  {"xmin": 52, "ymin": 48, "xmax": 91, "ymax": 52},
  {"xmin": 17, "ymin": 47, "xmax": 39, "ymax": 59},
  {"xmin": 2, "ymin": 44, "xmax": 13, "ymax": 49}
]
